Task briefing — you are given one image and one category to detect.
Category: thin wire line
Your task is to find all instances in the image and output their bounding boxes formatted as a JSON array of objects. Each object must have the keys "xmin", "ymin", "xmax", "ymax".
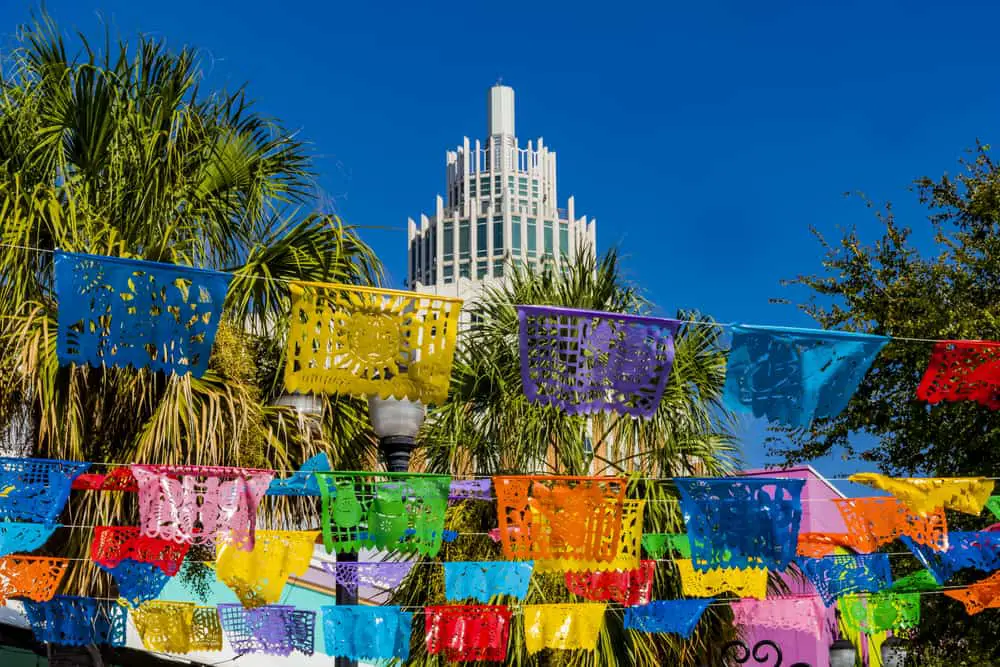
[
  {"xmin": 45, "ymin": 550, "xmax": 927, "ymax": 564},
  {"xmin": 73, "ymin": 460, "xmax": 1000, "ymax": 482},
  {"xmin": 71, "ymin": 583, "xmax": 972, "ymax": 611}
]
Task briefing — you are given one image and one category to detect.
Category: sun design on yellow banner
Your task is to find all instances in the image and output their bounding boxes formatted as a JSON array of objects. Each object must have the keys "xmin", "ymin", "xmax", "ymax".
[{"xmin": 285, "ymin": 282, "xmax": 461, "ymax": 404}]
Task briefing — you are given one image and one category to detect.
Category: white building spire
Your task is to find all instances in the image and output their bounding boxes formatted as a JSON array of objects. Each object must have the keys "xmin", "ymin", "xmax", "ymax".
[
  {"xmin": 407, "ymin": 84, "xmax": 596, "ymax": 303},
  {"xmin": 487, "ymin": 84, "xmax": 515, "ymax": 138}
]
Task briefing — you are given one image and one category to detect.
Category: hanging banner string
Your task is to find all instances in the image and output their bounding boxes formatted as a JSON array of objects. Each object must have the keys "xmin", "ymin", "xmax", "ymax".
[
  {"xmin": 55, "ymin": 583, "xmax": 974, "ymax": 612},
  {"xmin": 69, "ymin": 460, "xmax": 1000, "ymax": 484},
  {"xmin": 0, "ymin": 239, "xmax": 992, "ymax": 347}
]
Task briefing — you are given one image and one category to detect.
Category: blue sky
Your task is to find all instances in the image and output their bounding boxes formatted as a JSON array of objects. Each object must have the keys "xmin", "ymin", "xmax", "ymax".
[{"xmin": 9, "ymin": 1, "xmax": 998, "ymax": 474}]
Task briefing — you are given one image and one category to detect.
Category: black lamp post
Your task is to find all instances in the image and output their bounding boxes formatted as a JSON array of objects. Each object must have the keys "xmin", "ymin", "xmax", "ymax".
[{"xmin": 332, "ymin": 397, "xmax": 425, "ymax": 667}]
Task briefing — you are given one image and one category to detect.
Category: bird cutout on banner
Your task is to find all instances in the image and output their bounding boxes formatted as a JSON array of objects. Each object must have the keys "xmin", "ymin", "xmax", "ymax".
[
  {"xmin": 0, "ymin": 457, "xmax": 90, "ymax": 524},
  {"xmin": 54, "ymin": 251, "xmax": 232, "ymax": 377},
  {"xmin": 131, "ymin": 465, "xmax": 274, "ymax": 551}
]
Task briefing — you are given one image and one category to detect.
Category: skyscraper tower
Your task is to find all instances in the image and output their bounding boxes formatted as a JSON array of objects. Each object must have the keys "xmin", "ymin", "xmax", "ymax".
[{"xmin": 407, "ymin": 84, "xmax": 597, "ymax": 300}]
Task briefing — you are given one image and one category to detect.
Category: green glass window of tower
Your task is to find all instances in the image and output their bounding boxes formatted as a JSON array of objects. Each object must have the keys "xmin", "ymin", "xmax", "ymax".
[
  {"xmin": 443, "ymin": 222, "xmax": 454, "ymax": 260},
  {"xmin": 459, "ymin": 222, "xmax": 470, "ymax": 258},
  {"xmin": 476, "ymin": 262, "xmax": 488, "ymax": 279},
  {"xmin": 559, "ymin": 226, "xmax": 569, "ymax": 256},
  {"xmin": 527, "ymin": 219, "xmax": 537, "ymax": 256},
  {"xmin": 459, "ymin": 262, "xmax": 470, "ymax": 278},
  {"xmin": 477, "ymin": 219, "xmax": 488, "ymax": 257},
  {"xmin": 543, "ymin": 221, "xmax": 554, "ymax": 254},
  {"xmin": 512, "ymin": 218, "xmax": 521, "ymax": 256},
  {"xmin": 493, "ymin": 219, "xmax": 504, "ymax": 252},
  {"xmin": 493, "ymin": 260, "xmax": 504, "ymax": 276}
]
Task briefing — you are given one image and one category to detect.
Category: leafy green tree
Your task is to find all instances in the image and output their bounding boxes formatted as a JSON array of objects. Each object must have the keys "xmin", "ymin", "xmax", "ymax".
[
  {"xmin": 775, "ymin": 142, "xmax": 1000, "ymax": 663},
  {"xmin": 0, "ymin": 15, "xmax": 381, "ymax": 602},
  {"xmin": 396, "ymin": 251, "xmax": 742, "ymax": 666}
]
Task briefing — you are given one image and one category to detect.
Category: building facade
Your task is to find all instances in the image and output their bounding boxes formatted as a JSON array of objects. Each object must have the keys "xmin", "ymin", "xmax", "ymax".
[{"xmin": 407, "ymin": 84, "xmax": 596, "ymax": 300}]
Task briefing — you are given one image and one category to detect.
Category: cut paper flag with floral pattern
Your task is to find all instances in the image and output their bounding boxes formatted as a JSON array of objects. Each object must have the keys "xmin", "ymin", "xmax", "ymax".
[
  {"xmin": 944, "ymin": 571, "xmax": 1000, "ymax": 615},
  {"xmin": 0, "ymin": 556, "xmax": 68, "ymax": 603},
  {"xmin": 889, "ymin": 570, "xmax": 940, "ymax": 593},
  {"xmin": 723, "ymin": 325, "xmax": 888, "ymax": 428},
  {"xmin": 425, "ymin": 605, "xmax": 512, "ymax": 663},
  {"xmin": 23, "ymin": 596, "xmax": 127, "ymax": 647},
  {"xmin": 321, "ymin": 605, "xmax": 412, "ymax": 661},
  {"xmin": 449, "ymin": 478, "xmax": 493, "ymax": 502},
  {"xmin": 535, "ymin": 499, "xmax": 644, "ymax": 573},
  {"xmin": 0, "ymin": 457, "xmax": 89, "ymax": 524},
  {"xmin": 98, "ymin": 559, "xmax": 171, "ymax": 608},
  {"xmin": 901, "ymin": 531, "xmax": 1000, "ymax": 584},
  {"xmin": 91, "ymin": 526, "xmax": 190, "ymax": 576},
  {"xmin": 564, "ymin": 560, "xmax": 655, "ymax": 606},
  {"xmin": 493, "ymin": 476, "xmax": 626, "ymax": 570},
  {"xmin": 321, "ymin": 561, "xmax": 415, "ymax": 595},
  {"xmin": 0, "ymin": 523, "xmax": 59, "ymax": 557},
  {"xmin": 838, "ymin": 592, "xmax": 920, "ymax": 634},
  {"xmin": 284, "ymin": 282, "xmax": 461, "ymax": 404},
  {"xmin": 675, "ymin": 477, "xmax": 804, "ymax": 572},
  {"xmin": 833, "ymin": 496, "xmax": 948, "ymax": 552},
  {"xmin": 623, "ymin": 599, "xmax": 713, "ymax": 638},
  {"xmin": 987, "ymin": 496, "xmax": 1000, "ymax": 520},
  {"xmin": 54, "ymin": 251, "xmax": 232, "ymax": 376},
  {"xmin": 797, "ymin": 554, "xmax": 893, "ymax": 606},
  {"xmin": 218, "ymin": 604, "xmax": 315, "ymax": 657},
  {"xmin": 675, "ymin": 559, "xmax": 768, "ymax": 599},
  {"xmin": 849, "ymin": 473, "xmax": 994, "ymax": 515},
  {"xmin": 796, "ymin": 532, "xmax": 856, "ymax": 558},
  {"xmin": 131, "ymin": 465, "xmax": 273, "ymax": 551},
  {"xmin": 215, "ymin": 530, "xmax": 319, "ymax": 608},
  {"xmin": 522, "ymin": 603, "xmax": 606, "ymax": 654},
  {"xmin": 444, "ymin": 561, "xmax": 534, "ymax": 602},
  {"xmin": 72, "ymin": 467, "xmax": 138, "ymax": 492},
  {"xmin": 315, "ymin": 472, "xmax": 450, "ymax": 556},
  {"xmin": 731, "ymin": 597, "xmax": 827, "ymax": 640},
  {"xmin": 916, "ymin": 341, "xmax": 1000, "ymax": 409},
  {"xmin": 642, "ymin": 533, "xmax": 691, "ymax": 559},
  {"xmin": 132, "ymin": 602, "xmax": 223, "ymax": 653},
  {"xmin": 267, "ymin": 453, "xmax": 330, "ymax": 496},
  {"xmin": 517, "ymin": 305, "xmax": 681, "ymax": 418}
]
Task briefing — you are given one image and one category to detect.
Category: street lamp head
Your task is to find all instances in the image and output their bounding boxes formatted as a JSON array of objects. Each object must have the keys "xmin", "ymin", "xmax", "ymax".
[
  {"xmin": 274, "ymin": 392, "xmax": 325, "ymax": 418},
  {"xmin": 368, "ymin": 396, "xmax": 426, "ymax": 439},
  {"xmin": 880, "ymin": 636, "xmax": 909, "ymax": 667},
  {"xmin": 829, "ymin": 638, "xmax": 858, "ymax": 667}
]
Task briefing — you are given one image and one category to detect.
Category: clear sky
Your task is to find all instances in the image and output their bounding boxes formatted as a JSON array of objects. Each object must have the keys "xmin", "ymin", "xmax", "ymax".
[{"xmin": 8, "ymin": 1, "xmax": 998, "ymax": 473}]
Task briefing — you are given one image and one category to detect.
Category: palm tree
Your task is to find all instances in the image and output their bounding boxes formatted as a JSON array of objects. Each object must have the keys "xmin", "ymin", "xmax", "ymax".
[
  {"xmin": 396, "ymin": 251, "xmax": 741, "ymax": 666},
  {"xmin": 0, "ymin": 15, "xmax": 382, "ymax": 609}
]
